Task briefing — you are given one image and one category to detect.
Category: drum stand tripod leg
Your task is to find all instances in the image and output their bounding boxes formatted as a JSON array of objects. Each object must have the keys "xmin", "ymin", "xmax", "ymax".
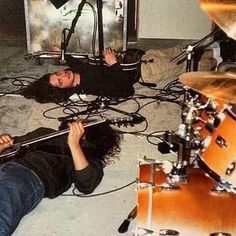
[{"xmin": 118, "ymin": 206, "xmax": 137, "ymax": 233}]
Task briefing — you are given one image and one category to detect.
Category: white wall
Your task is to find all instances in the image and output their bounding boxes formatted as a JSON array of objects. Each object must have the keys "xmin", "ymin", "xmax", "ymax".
[{"xmin": 137, "ymin": 0, "xmax": 212, "ymax": 40}]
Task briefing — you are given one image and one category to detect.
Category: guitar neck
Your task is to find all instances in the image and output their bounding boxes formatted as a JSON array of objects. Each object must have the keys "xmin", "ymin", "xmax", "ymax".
[
  {"xmin": 19, "ymin": 119, "xmax": 106, "ymax": 148},
  {"xmin": 0, "ymin": 115, "xmax": 145, "ymax": 161}
]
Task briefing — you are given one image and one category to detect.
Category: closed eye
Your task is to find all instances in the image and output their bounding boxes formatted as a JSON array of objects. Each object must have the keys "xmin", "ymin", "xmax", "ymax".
[{"xmin": 58, "ymin": 78, "xmax": 63, "ymax": 87}]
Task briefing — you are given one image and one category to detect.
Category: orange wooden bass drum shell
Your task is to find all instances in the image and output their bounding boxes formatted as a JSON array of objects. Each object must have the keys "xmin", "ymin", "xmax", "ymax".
[{"xmin": 135, "ymin": 164, "xmax": 236, "ymax": 236}]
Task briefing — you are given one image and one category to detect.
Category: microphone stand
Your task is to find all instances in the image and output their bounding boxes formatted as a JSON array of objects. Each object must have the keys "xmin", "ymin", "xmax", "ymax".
[
  {"xmin": 96, "ymin": 0, "xmax": 106, "ymax": 107},
  {"xmin": 167, "ymin": 29, "xmax": 221, "ymax": 170},
  {"xmin": 170, "ymin": 28, "xmax": 221, "ymax": 72},
  {"xmin": 60, "ymin": 0, "xmax": 87, "ymax": 63}
]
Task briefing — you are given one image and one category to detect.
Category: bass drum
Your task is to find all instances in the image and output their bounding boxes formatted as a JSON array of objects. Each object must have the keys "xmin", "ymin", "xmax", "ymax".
[
  {"xmin": 199, "ymin": 108, "xmax": 236, "ymax": 188},
  {"xmin": 134, "ymin": 164, "xmax": 236, "ymax": 236}
]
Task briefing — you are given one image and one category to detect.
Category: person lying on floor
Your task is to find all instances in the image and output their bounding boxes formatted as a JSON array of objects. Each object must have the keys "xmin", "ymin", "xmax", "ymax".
[
  {"xmin": 0, "ymin": 119, "xmax": 120, "ymax": 236},
  {"xmin": 20, "ymin": 48, "xmax": 136, "ymax": 103}
]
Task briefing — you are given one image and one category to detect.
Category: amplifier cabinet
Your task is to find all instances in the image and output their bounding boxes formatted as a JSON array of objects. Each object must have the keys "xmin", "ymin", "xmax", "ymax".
[{"xmin": 24, "ymin": 0, "xmax": 127, "ymax": 55}]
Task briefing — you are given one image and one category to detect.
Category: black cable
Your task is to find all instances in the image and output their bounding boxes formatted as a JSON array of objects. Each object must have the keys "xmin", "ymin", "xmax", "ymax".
[
  {"xmin": 0, "ymin": 76, "xmax": 37, "ymax": 97},
  {"xmin": 146, "ymin": 130, "xmax": 166, "ymax": 146},
  {"xmin": 61, "ymin": 179, "xmax": 136, "ymax": 197}
]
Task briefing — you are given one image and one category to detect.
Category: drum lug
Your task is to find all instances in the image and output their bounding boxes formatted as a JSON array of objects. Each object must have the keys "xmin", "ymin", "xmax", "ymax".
[
  {"xmin": 215, "ymin": 135, "xmax": 227, "ymax": 148},
  {"xmin": 160, "ymin": 183, "xmax": 180, "ymax": 191},
  {"xmin": 133, "ymin": 227, "xmax": 179, "ymax": 236},
  {"xmin": 168, "ymin": 173, "xmax": 187, "ymax": 184},
  {"xmin": 210, "ymin": 185, "xmax": 226, "ymax": 194},
  {"xmin": 218, "ymin": 179, "xmax": 236, "ymax": 194},
  {"xmin": 225, "ymin": 161, "xmax": 236, "ymax": 176},
  {"xmin": 159, "ymin": 229, "xmax": 179, "ymax": 235},
  {"xmin": 133, "ymin": 227, "xmax": 154, "ymax": 235},
  {"xmin": 209, "ymin": 232, "xmax": 231, "ymax": 236},
  {"xmin": 136, "ymin": 181, "xmax": 154, "ymax": 190},
  {"xmin": 201, "ymin": 136, "xmax": 212, "ymax": 151}
]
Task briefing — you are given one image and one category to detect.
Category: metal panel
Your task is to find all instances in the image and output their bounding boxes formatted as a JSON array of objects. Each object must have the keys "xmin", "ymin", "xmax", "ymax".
[
  {"xmin": 24, "ymin": 0, "xmax": 127, "ymax": 55},
  {"xmin": 137, "ymin": 0, "xmax": 212, "ymax": 40}
]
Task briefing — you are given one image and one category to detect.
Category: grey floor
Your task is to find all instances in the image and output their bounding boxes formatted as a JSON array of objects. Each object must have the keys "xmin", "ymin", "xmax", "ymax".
[{"xmin": 0, "ymin": 41, "xmax": 184, "ymax": 236}]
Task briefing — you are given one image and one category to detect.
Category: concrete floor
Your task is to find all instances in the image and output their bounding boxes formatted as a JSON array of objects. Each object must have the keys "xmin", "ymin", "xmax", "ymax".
[{"xmin": 0, "ymin": 42, "xmax": 184, "ymax": 236}]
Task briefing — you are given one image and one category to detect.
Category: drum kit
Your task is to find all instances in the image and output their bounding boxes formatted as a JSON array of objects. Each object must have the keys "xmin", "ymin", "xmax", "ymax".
[{"xmin": 134, "ymin": 1, "xmax": 236, "ymax": 235}]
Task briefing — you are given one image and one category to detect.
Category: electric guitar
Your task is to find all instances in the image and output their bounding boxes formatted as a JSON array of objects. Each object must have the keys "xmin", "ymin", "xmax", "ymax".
[{"xmin": 0, "ymin": 115, "xmax": 145, "ymax": 160}]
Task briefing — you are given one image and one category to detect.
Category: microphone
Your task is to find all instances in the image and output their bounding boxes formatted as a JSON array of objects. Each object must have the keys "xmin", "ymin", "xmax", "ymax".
[
  {"xmin": 60, "ymin": 29, "xmax": 67, "ymax": 64},
  {"xmin": 60, "ymin": 48, "xmax": 66, "ymax": 65}
]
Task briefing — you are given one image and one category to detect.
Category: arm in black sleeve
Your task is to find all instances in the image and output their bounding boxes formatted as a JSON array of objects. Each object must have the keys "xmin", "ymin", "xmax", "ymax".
[
  {"xmin": 13, "ymin": 127, "xmax": 56, "ymax": 143},
  {"xmin": 74, "ymin": 158, "xmax": 104, "ymax": 194}
]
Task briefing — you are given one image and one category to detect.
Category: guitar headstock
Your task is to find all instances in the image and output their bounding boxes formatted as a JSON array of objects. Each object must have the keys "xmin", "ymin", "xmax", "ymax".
[{"xmin": 109, "ymin": 114, "xmax": 145, "ymax": 127}]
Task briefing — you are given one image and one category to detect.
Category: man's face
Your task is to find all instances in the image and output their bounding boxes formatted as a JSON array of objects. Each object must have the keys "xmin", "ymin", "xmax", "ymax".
[{"xmin": 49, "ymin": 70, "xmax": 74, "ymax": 88}]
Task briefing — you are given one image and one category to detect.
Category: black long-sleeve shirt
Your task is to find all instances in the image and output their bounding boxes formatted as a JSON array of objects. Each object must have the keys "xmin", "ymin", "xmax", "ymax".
[
  {"xmin": 70, "ymin": 62, "xmax": 136, "ymax": 98},
  {"xmin": 13, "ymin": 127, "xmax": 104, "ymax": 199}
]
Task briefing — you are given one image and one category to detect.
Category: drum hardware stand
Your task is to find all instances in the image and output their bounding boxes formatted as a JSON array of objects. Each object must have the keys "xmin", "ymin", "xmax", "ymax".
[
  {"xmin": 137, "ymin": 156, "xmax": 166, "ymax": 165},
  {"xmin": 158, "ymin": 130, "xmax": 192, "ymax": 182},
  {"xmin": 158, "ymin": 94, "xmax": 201, "ymax": 179},
  {"xmin": 170, "ymin": 28, "xmax": 221, "ymax": 72},
  {"xmin": 167, "ymin": 143, "xmax": 189, "ymax": 184},
  {"xmin": 177, "ymin": 97, "xmax": 199, "ymax": 162}
]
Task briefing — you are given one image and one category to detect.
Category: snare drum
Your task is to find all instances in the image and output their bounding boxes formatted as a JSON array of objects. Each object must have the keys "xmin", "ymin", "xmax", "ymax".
[
  {"xmin": 134, "ymin": 164, "xmax": 236, "ymax": 236},
  {"xmin": 199, "ymin": 108, "xmax": 236, "ymax": 188}
]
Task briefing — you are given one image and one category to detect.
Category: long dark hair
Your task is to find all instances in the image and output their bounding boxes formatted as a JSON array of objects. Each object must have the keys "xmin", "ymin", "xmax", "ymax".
[
  {"xmin": 20, "ymin": 73, "xmax": 75, "ymax": 103},
  {"xmin": 59, "ymin": 120, "xmax": 121, "ymax": 166},
  {"xmin": 85, "ymin": 122, "xmax": 121, "ymax": 165}
]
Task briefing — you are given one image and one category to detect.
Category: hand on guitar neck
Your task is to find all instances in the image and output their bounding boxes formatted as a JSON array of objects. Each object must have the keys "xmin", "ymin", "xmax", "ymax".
[{"xmin": 0, "ymin": 134, "xmax": 14, "ymax": 154}]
